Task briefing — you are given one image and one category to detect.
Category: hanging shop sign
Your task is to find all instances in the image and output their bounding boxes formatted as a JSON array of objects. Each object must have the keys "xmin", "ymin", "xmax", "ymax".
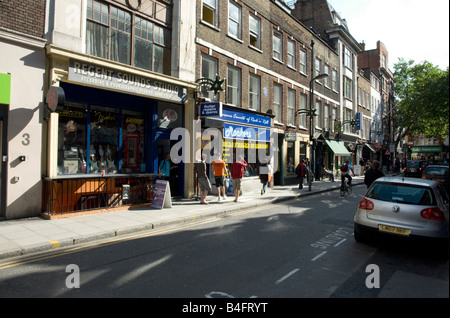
[
  {"xmin": 46, "ymin": 86, "xmax": 65, "ymax": 112},
  {"xmin": 200, "ymin": 102, "xmax": 223, "ymax": 117},
  {"xmin": 68, "ymin": 59, "xmax": 186, "ymax": 103}
]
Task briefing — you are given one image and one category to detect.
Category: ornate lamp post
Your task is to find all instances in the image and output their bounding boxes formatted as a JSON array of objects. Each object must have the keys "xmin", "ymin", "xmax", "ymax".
[{"xmin": 296, "ymin": 41, "xmax": 329, "ymax": 191}]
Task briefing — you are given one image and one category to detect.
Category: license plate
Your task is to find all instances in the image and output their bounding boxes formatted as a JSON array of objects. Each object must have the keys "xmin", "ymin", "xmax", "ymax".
[
  {"xmin": 378, "ymin": 224, "xmax": 410, "ymax": 236},
  {"xmin": 432, "ymin": 178, "xmax": 445, "ymax": 182}
]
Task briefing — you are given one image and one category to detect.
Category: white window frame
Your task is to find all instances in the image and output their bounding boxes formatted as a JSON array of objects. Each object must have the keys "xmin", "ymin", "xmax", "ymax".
[
  {"xmin": 287, "ymin": 88, "xmax": 296, "ymax": 126},
  {"xmin": 287, "ymin": 39, "xmax": 296, "ymax": 69},
  {"xmin": 227, "ymin": 65, "xmax": 241, "ymax": 106},
  {"xmin": 273, "ymin": 30, "xmax": 282, "ymax": 62},
  {"xmin": 299, "ymin": 49, "xmax": 307, "ymax": 75},
  {"xmin": 249, "ymin": 13, "xmax": 261, "ymax": 49},
  {"xmin": 299, "ymin": 93, "xmax": 307, "ymax": 128},
  {"xmin": 273, "ymin": 83, "xmax": 282, "ymax": 123},
  {"xmin": 249, "ymin": 73, "xmax": 261, "ymax": 111},
  {"xmin": 228, "ymin": 1, "xmax": 242, "ymax": 40},
  {"xmin": 202, "ymin": 0, "xmax": 218, "ymax": 27}
]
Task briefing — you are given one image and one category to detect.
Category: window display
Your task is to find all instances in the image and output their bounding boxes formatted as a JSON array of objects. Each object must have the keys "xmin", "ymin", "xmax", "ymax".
[
  {"xmin": 122, "ymin": 111, "xmax": 145, "ymax": 172},
  {"xmin": 90, "ymin": 107, "xmax": 119, "ymax": 173},
  {"xmin": 57, "ymin": 104, "xmax": 146, "ymax": 175},
  {"xmin": 57, "ymin": 104, "xmax": 87, "ymax": 175}
]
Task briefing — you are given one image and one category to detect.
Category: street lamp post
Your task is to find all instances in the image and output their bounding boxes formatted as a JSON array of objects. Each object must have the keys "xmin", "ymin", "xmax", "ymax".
[{"xmin": 296, "ymin": 40, "xmax": 328, "ymax": 191}]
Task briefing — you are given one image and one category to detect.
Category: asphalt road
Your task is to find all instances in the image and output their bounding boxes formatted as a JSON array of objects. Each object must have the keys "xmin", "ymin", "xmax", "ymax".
[{"xmin": 0, "ymin": 185, "xmax": 448, "ymax": 302}]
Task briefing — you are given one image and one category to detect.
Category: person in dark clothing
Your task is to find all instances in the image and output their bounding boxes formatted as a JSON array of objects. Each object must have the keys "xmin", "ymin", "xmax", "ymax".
[
  {"xmin": 364, "ymin": 160, "xmax": 384, "ymax": 188},
  {"xmin": 295, "ymin": 159, "xmax": 306, "ymax": 189}
]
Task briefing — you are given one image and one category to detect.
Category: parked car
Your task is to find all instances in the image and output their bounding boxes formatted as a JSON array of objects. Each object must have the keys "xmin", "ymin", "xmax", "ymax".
[
  {"xmin": 422, "ymin": 165, "xmax": 449, "ymax": 194},
  {"xmin": 354, "ymin": 177, "xmax": 449, "ymax": 251},
  {"xmin": 404, "ymin": 160, "xmax": 427, "ymax": 178}
]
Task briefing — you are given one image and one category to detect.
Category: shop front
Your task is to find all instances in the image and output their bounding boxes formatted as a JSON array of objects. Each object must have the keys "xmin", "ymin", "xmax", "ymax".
[
  {"xmin": 43, "ymin": 47, "xmax": 197, "ymax": 217},
  {"xmin": 200, "ymin": 105, "xmax": 275, "ymax": 193}
]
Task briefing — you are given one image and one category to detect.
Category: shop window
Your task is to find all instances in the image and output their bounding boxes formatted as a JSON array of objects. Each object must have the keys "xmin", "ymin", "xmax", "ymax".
[
  {"xmin": 122, "ymin": 111, "xmax": 145, "ymax": 172},
  {"xmin": 287, "ymin": 141, "xmax": 295, "ymax": 174},
  {"xmin": 57, "ymin": 104, "xmax": 87, "ymax": 175},
  {"xmin": 90, "ymin": 107, "xmax": 119, "ymax": 173}
]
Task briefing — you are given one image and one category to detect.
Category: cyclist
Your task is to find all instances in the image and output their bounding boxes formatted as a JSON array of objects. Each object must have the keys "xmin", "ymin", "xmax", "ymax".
[{"xmin": 340, "ymin": 160, "xmax": 353, "ymax": 189}]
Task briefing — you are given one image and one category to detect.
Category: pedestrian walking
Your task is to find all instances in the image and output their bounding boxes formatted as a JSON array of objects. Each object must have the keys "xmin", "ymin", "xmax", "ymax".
[
  {"xmin": 259, "ymin": 161, "xmax": 272, "ymax": 195},
  {"xmin": 364, "ymin": 160, "xmax": 384, "ymax": 188},
  {"xmin": 194, "ymin": 154, "xmax": 212, "ymax": 204},
  {"xmin": 295, "ymin": 159, "xmax": 306, "ymax": 189},
  {"xmin": 322, "ymin": 165, "xmax": 334, "ymax": 182},
  {"xmin": 230, "ymin": 156, "xmax": 247, "ymax": 202},
  {"xmin": 212, "ymin": 154, "xmax": 228, "ymax": 201}
]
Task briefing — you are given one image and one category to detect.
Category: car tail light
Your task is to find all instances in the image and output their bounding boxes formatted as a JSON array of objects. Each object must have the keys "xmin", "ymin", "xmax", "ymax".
[
  {"xmin": 359, "ymin": 198, "xmax": 374, "ymax": 210},
  {"xmin": 420, "ymin": 207, "xmax": 445, "ymax": 221}
]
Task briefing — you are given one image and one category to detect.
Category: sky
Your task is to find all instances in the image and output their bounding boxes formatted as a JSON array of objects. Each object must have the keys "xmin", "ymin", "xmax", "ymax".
[{"xmin": 326, "ymin": 0, "xmax": 449, "ymax": 71}]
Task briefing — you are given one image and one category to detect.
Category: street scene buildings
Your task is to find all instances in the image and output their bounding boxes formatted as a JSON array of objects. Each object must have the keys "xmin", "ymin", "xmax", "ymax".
[{"xmin": 0, "ymin": 0, "xmax": 448, "ymax": 220}]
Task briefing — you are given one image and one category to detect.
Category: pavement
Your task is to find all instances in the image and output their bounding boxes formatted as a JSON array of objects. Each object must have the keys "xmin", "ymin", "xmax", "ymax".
[{"xmin": 0, "ymin": 176, "xmax": 365, "ymax": 260}]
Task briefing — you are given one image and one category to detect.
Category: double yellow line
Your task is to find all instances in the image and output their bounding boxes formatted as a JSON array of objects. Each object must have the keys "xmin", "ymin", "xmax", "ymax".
[
  {"xmin": 0, "ymin": 217, "xmax": 219, "ymax": 270},
  {"xmin": 0, "ymin": 204, "xmax": 274, "ymax": 271}
]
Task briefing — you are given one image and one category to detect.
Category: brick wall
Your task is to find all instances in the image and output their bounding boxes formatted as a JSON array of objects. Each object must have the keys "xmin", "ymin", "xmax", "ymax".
[{"xmin": 0, "ymin": 0, "xmax": 46, "ymax": 38}]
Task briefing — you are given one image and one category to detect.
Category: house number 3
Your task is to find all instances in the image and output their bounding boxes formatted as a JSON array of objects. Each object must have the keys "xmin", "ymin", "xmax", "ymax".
[{"xmin": 22, "ymin": 133, "xmax": 30, "ymax": 146}]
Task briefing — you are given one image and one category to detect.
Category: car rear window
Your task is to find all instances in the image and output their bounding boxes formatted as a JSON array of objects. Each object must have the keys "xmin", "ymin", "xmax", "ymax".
[
  {"xmin": 367, "ymin": 182, "xmax": 436, "ymax": 205},
  {"xmin": 426, "ymin": 167, "xmax": 449, "ymax": 176},
  {"xmin": 407, "ymin": 161, "xmax": 419, "ymax": 168}
]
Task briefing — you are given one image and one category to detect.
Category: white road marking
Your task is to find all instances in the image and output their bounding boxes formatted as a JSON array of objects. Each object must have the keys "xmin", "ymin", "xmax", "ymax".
[
  {"xmin": 311, "ymin": 251, "xmax": 327, "ymax": 261},
  {"xmin": 275, "ymin": 268, "xmax": 300, "ymax": 284},
  {"xmin": 334, "ymin": 238, "xmax": 347, "ymax": 247}
]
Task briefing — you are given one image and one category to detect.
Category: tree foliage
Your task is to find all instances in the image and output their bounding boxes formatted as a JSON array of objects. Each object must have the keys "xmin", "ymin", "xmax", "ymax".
[{"xmin": 393, "ymin": 58, "xmax": 449, "ymax": 142}]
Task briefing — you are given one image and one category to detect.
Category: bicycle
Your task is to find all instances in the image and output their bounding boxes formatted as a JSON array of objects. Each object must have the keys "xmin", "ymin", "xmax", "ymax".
[{"xmin": 340, "ymin": 178, "xmax": 352, "ymax": 196}]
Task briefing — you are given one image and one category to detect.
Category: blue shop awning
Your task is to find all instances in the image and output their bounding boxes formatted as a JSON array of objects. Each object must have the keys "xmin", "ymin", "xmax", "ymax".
[{"xmin": 325, "ymin": 140, "xmax": 351, "ymax": 156}]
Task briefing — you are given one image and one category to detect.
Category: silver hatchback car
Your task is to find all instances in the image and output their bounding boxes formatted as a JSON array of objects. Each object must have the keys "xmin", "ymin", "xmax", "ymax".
[{"xmin": 354, "ymin": 177, "xmax": 449, "ymax": 244}]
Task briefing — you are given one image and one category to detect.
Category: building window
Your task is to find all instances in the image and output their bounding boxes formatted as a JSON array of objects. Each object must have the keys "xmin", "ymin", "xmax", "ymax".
[
  {"xmin": 249, "ymin": 14, "xmax": 261, "ymax": 49},
  {"xmin": 287, "ymin": 39, "xmax": 295, "ymax": 69},
  {"xmin": 202, "ymin": 0, "xmax": 218, "ymax": 27},
  {"xmin": 343, "ymin": 108, "xmax": 352, "ymax": 133},
  {"xmin": 314, "ymin": 57, "xmax": 321, "ymax": 80},
  {"xmin": 323, "ymin": 64, "xmax": 330, "ymax": 87},
  {"xmin": 323, "ymin": 104, "xmax": 330, "ymax": 131},
  {"xmin": 287, "ymin": 88, "xmax": 296, "ymax": 126},
  {"xmin": 227, "ymin": 65, "xmax": 241, "ymax": 106},
  {"xmin": 344, "ymin": 45, "xmax": 352, "ymax": 69},
  {"xmin": 344, "ymin": 76, "xmax": 352, "ymax": 100},
  {"xmin": 86, "ymin": 0, "xmax": 171, "ymax": 75},
  {"xmin": 299, "ymin": 49, "xmax": 307, "ymax": 75},
  {"xmin": 315, "ymin": 100, "xmax": 321, "ymax": 129},
  {"xmin": 228, "ymin": 1, "xmax": 242, "ymax": 39},
  {"xmin": 332, "ymin": 69, "xmax": 337, "ymax": 91},
  {"xmin": 273, "ymin": 83, "xmax": 282, "ymax": 123},
  {"xmin": 249, "ymin": 73, "xmax": 261, "ymax": 111},
  {"xmin": 299, "ymin": 93, "xmax": 307, "ymax": 128},
  {"xmin": 201, "ymin": 54, "xmax": 218, "ymax": 100},
  {"xmin": 273, "ymin": 30, "xmax": 282, "ymax": 61},
  {"xmin": 331, "ymin": 107, "xmax": 337, "ymax": 133}
]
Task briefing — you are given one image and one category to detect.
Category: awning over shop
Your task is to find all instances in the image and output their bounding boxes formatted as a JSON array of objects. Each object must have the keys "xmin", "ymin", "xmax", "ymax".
[
  {"xmin": 364, "ymin": 143, "xmax": 377, "ymax": 153},
  {"xmin": 325, "ymin": 140, "xmax": 351, "ymax": 156}
]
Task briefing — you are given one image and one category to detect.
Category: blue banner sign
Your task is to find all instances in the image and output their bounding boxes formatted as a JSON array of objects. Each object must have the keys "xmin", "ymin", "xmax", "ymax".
[
  {"xmin": 223, "ymin": 123, "xmax": 270, "ymax": 142},
  {"xmin": 221, "ymin": 109, "xmax": 271, "ymax": 128},
  {"xmin": 200, "ymin": 102, "xmax": 222, "ymax": 117},
  {"xmin": 356, "ymin": 112, "xmax": 361, "ymax": 130}
]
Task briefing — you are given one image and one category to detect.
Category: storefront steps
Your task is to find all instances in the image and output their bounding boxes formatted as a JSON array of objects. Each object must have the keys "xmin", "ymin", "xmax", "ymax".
[{"xmin": 0, "ymin": 176, "xmax": 364, "ymax": 260}]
